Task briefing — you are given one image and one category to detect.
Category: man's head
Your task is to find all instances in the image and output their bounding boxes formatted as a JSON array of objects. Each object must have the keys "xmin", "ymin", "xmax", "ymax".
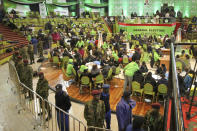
[
  {"xmin": 151, "ymin": 103, "xmax": 161, "ymax": 111},
  {"xmin": 123, "ymin": 91, "xmax": 131, "ymax": 103},
  {"xmin": 38, "ymin": 72, "xmax": 44, "ymax": 79},
  {"xmin": 133, "ymin": 116, "xmax": 145, "ymax": 129},
  {"xmin": 23, "ymin": 59, "xmax": 28, "ymax": 65},
  {"xmin": 17, "ymin": 56, "xmax": 22, "ymax": 61},
  {"xmin": 92, "ymin": 90, "xmax": 101, "ymax": 101},
  {"xmin": 55, "ymin": 84, "xmax": 62, "ymax": 92}
]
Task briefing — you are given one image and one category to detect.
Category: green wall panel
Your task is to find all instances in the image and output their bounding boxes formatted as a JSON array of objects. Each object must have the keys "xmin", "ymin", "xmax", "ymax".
[{"xmin": 109, "ymin": 0, "xmax": 197, "ymax": 17}]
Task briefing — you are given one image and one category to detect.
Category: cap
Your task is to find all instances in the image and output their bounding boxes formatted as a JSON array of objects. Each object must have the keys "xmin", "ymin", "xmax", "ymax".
[
  {"xmin": 38, "ymin": 72, "xmax": 44, "ymax": 76},
  {"xmin": 23, "ymin": 59, "xmax": 28, "ymax": 64},
  {"xmin": 68, "ymin": 59, "xmax": 73, "ymax": 63},
  {"xmin": 123, "ymin": 91, "xmax": 131, "ymax": 97},
  {"xmin": 92, "ymin": 90, "xmax": 101, "ymax": 95},
  {"xmin": 17, "ymin": 56, "xmax": 22, "ymax": 59},
  {"xmin": 102, "ymin": 84, "xmax": 110, "ymax": 89},
  {"xmin": 55, "ymin": 84, "xmax": 62, "ymax": 90},
  {"xmin": 15, "ymin": 51, "xmax": 19, "ymax": 54},
  {"xmin": 151, "ymin": 103, "xmax": 161, "ymax": 109}
]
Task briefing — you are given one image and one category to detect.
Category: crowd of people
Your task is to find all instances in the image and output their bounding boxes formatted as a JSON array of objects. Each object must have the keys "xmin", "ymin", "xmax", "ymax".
[{"xmin": 2, "ymin": 8, "xmax": 194, "ymax": 130}]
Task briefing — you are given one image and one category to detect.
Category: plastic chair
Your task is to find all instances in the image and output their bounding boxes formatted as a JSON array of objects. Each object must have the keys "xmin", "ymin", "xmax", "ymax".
[
  {"xmin": 80, "ymin": 76, "xmax": 92, "ymax": 94},
  {"xmin": 123, "ymin": 57, "xmax": 129, "ymax": 65},
  {"xmin": 95, "ymin": 73, "xmax": 104, "ymax": 87},
  {"xmin": 132, "ymin": 81, "xmax": 143, "ymax": 102},
  {"xmin": 143, "ymin": 83, "xmax": 155, "ymax": 103},
  {"xmin": 105, "ymin": 68, "xmax": 113, "ymax": 82},
  {"xmin": 156, "ymin": 84, "xmax": 168, "ymax": 102},
  {"xmin": 52, "ymin": 56, "xmax": 60, "ymax": 68}
]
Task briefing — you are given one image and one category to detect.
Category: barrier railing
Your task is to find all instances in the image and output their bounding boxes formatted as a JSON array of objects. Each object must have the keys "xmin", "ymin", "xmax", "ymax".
[
  {"xmin": 8, "ymin": 60, "xmax": 112, "ymax": 131},
  {"xmin": 170, "ymin": 43, "xmax": 185, "ymax": 131}
]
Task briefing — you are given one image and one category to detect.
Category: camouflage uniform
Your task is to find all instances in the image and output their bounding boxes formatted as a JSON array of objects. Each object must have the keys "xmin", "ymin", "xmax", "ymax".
[
  {"xmin": 12, "ymin": 52, "xmax": 19, "ymax": 65},
  {"xmin": 144, "ymin": 110, "xmax": 164, "ymax": 131},
  {"xmin": 36, "ymin": 77, "xmax": 51, "ymax": 118},
  {"xmin": 23, "ymin": 64, "xmax": 33, "ymax": 98},
  {"xmin": 84, "ymin": 100, "xmax": 105, "ymax": 131},
  {"xmin": 27, "ymin": 44, "xmax": 34, "ymax": 64},
  {"xmin": 19, "ymin": 46, "xmax": 28, "ymax": 60},
  {"xmin": 37, "ymin": 40, "xmax": 43, "ymax": 57},
  {"xmin": 16, "ymin": 60, "xmax": 24, "ymax": 82}
]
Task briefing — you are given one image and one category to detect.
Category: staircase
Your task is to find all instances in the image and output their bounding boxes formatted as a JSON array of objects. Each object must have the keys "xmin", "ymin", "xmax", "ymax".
[{"xmin": 0, "ymin": 23, "xmax": 29, "ymax": 62}]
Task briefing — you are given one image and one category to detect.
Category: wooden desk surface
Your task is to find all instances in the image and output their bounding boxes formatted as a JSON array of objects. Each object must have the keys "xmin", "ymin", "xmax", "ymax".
[{"xmin": 160, "ymin": 55, "xmax": 170, "ymax": 71}]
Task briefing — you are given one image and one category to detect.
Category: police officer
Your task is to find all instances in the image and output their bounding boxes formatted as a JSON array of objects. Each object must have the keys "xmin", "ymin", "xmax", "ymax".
[
  {"xmin": 27, "ymin": 43, "xmax": 35, "ymax": 64},
  {"xmin": 16, "ymin": 56, "xmax": 24, "ymax": 81},
  {"xmin": 144, "ymin": 103, "xmax": 163, "ymax": 131},
  {"xmin": 84, "ymin": 90, "xmax": 105, "ymax": 131},
  {"xmin": 22, "ymin": 59, "xmax": 33, "ymax": 99},
  {"xmin": 55, "ymin": 84, "xmax": 71, "ymax": 131},
  {"xmin": 36, "ymin": 72, "xmax": 51, "ymax": 121},
  {"xmin": 100, "ymin": 84, "xmax": 111, "ymax": 129}
]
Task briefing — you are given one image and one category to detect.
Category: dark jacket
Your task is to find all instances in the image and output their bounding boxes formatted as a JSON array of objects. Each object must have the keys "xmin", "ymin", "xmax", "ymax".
[
  {"xmin": 133, "ymin": 71, "xmax": 144, "ymax": 88},
  {"xmin": 145, "ymin": 76, "xmax": 157, "ymax": 91},
  {"xmin": 55, "ymin": 91, "xmax": 71, "ymax": 112}
]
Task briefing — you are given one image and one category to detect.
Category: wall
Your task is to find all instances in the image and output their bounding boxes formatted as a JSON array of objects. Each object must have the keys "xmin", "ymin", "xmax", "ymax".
[{"xmin": 109, "ymin": 0, "xmax": 197, "ymax": 17}]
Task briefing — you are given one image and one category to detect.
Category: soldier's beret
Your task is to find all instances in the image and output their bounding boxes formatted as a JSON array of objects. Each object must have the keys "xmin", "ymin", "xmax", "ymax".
[
  {"xmin": 151, "ymin": 103, "xmax": 161, "ymax": 109},
  {"xmin": 102, "ymin": 84, "xmax": 110, "ymax": 89},
  {"xmin": 15, "ymin": 51, "xmax": 19, "ymax": 54},
  {"xmin": 23, "ymin": 59, "xmax": 28, "ymax": 64},
  {"xmin": 38, "ymin": 72, "xmax": 44, "ymax": 76},
  {"xmin": 17, "ymin": 56, "xmax": 22, "ymax": 59},
  {"xmin": 92, "ymin": 90, "xmax": 101, "ymax": 95}
]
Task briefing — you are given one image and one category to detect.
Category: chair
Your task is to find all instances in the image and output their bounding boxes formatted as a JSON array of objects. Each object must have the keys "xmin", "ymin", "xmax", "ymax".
[
  {"xmin": 156, "ymin": 84, "xmax": 168, "ymax": 102},
  {"xmin": 80, "ymin": 76, "xmax": 92, "ymax": 94},
  {"xmin": 143, "ymin": 83, "xmax": 155, "ymax": 103},
  {"xmin": 132, "ymin": 81, "xmax": 143, "ymax": 102},
  {"xmin": 52, "ymin": 56, "xmax": 60, "ymax": 68},
  {"xmin": 104, "ymin": 68, "xmax": 113, "ymax": 82},
  {"xmin": 123, "ymin": 57, "xmax": 129, "ymax": 65},
  {"xmin": 95, "ymin": 73, "xmax": 104, "ymax": 87},
  {"xmin": 176, "ymin": 61, "xmax": 183, "ymax": 71}
]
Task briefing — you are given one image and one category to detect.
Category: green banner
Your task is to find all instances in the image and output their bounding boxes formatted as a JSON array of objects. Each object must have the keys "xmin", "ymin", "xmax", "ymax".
[{"xmin": 119, "ymin": 24, "xmax": 176, "ymax": 37}]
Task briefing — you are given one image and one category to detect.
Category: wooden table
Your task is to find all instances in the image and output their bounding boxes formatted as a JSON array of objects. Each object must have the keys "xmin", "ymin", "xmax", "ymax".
[
  {"xmin": 161, "ymin": 48, "xmax": 170, "ymax": 55},
  {"xmin": 160, "ymin": 55, "xmax": 170, "ymax": 71}
]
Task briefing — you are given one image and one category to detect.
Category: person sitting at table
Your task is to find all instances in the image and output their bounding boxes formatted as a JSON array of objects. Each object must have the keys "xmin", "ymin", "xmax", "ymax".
[
  {"xmin": 161, "ymin": 64, "xmax": 167, "ymax": 75},
  {"xmin": 132, "ymin": 50, "xmax": 141, "ymax": 62},
  {"xmin": 180, "ymin": 50, "xmax": 186, "ymax": 60},
  {"xmin": 91, "ymin": 64, "xmax": 100, "ymax": 78},
  {"xmin": 184, "ymin": 54, "xmax": 191, "ymax": 70},
  {"xmin": 133, "ymin": 70, "xmax": 144, "ymax": 88},
  {"xmin": 175, "ymin": 55, "xmax": 186, "ymax": 70},
  {"xmin": 145, "ymin": 72, "xmax": 157, "ymax": 92},
  {"xmin": 66, "ymin": 59, "xmax": 75, "ymax": 77},
  {"xmin": 140, "ymin": 61, "xmax": 148, "ymax": 73},
  {"xmin": 102, "ymin": 64, "xmax": 111, "ymax": 78},
  {"xmin": 80, "ymin": 67, "xmax": 93, "ymax": 84},
  {"xmin": 157, "ymin": 73, "xmax": 168, "ymax": 88},
  {"xmin": 184, "ymin": 70, "xmax": 194, "ymax": 92}
]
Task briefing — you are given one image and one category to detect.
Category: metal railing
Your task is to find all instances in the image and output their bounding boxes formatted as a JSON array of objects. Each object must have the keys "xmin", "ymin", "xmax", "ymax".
[
  {"xmin": 170, "ymin": 43, "xmax": 185, "ymax": 131},
  {"xmin": 8, "ymin": 60, "xmax": 112, "ymax": 131}
]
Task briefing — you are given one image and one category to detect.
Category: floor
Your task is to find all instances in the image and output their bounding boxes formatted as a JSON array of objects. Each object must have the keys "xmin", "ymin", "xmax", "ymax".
[{"xmin": 0, "ymin": 63, "xmax": 42, "ymax": 131}]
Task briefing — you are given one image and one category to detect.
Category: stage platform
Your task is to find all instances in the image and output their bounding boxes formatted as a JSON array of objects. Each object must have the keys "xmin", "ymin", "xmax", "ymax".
[
  {"xmin": 40, "ymin": 62, "xmax": 164, "ymax": 116},
  {"xmin": 118, "ymin": 22, "xmax": 176, "ymax": 36}
]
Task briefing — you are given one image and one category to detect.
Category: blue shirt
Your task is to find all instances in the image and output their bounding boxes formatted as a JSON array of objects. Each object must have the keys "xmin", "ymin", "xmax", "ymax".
[{"xmin": 116, "ymin": 98, "xmax": 136, "ymax": 131}]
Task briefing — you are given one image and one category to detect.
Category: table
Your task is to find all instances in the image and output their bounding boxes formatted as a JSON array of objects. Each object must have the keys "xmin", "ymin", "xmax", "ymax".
[
  {"xmin": 161, "ymin": 48, "xmax": 170, "ymax": 55},
  {"xmin": 85, "ymin": 62, "xmax": 101, "ymax": 72},
  {"xmin": 160, "ymin": 55, "xmax": 170, "ymax": 71}
]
